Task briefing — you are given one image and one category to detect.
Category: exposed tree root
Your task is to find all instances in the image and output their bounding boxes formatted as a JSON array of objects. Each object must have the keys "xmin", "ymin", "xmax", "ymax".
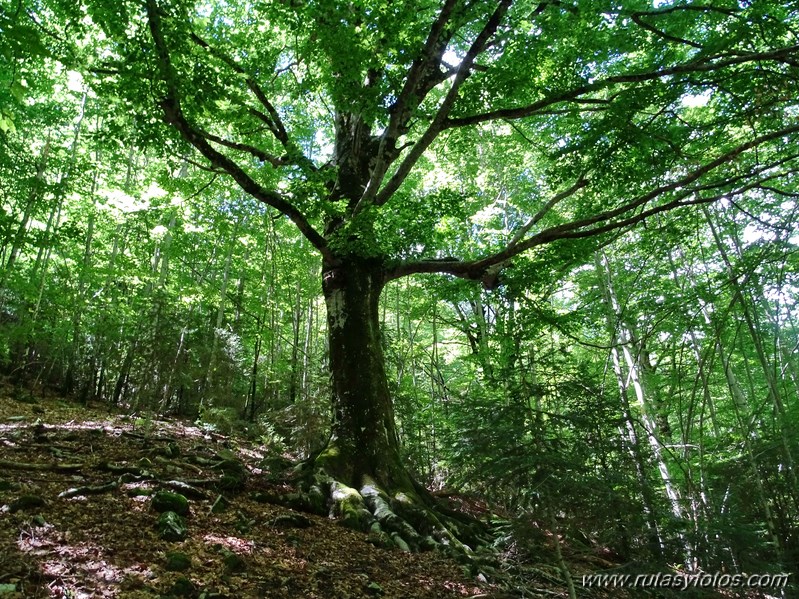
[
  {"xmin": 281, "ymin": 457, "xmax": 492, "ymax": 561},
  {"xmin": 0, "ymin": 459, "xmax": 83, "ymax": 472}
]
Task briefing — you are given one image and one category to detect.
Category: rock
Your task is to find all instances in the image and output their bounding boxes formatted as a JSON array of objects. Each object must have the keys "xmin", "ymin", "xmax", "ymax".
[
  {"xmin": 250, "ymin": 491, "xmax": 279, "ymax": 504},
  {"xmin": 210, "ymin": 495, "xmax": 229, "ymax": 514},
  {"xmin": 220, "ymin": 549, "xmax": 246, "ymax": 573},
  {"xmin": 156, "ymin": 511, "xmax": 188, "ymax": 541},
  {"xmin": 8, "ymin": 495, "xmax": 46, "ymax": 513},
  {"xmin": 170, "ymin": 576, "xmax": 196, "ymax": 597},
  {"xmin": 366, "ymin": 530, "xmax": 393, "ymax": 549},
  {"xmin": 218, "ymin": 474, "xmax": 243, "ymax": 492},
  {"xmin": 151, "ymin": 491, "xmax": 189, "ymax": 516},
  {"xmin": 273, "ymin": 513, "xmax": 313, "ymax": 529},
  {"xmin": 366, "ymin": 581, "xmax": 384, "ymax": 595},
  {"xmin": 31, "ymin": 514, "xmax": 47, "ymax": 527},
  {"xmin": 419, "ymin": 535, "xmax": 438, "ymax": 551},
  {"xmin": 165, "ymin": 551, "xmax": 192, "ymax": 572},
  {"xmin": 260, "ymin": 455, "xmax": 292, "ymax": 474},
  {"xmin": 391, "ymin": 533, "xmax": 411, "ymax": 552}
]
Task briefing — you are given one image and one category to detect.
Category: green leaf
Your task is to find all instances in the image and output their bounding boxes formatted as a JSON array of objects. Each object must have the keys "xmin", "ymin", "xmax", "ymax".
[
  {"xmin": 10, "ymin": 81, "xmax": 26, "ymax": 103},
  {"xmin": 0, "ymin": 112, "xmax": 15, "ymax": 134}
]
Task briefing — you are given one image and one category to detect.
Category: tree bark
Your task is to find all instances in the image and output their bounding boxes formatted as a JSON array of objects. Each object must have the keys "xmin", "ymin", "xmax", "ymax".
[{"xmin": 318, "ymin": 257, "xmax": 415, "ymax": 493}]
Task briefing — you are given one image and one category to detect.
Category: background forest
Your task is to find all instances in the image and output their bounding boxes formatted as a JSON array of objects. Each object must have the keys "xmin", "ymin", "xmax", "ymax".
[{"xmin": 1, "ymin": 0, "xmax": 798, "ymax": 594}]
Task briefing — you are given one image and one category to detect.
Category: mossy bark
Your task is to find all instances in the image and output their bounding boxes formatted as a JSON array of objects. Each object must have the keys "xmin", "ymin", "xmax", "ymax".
[
  {"xmin": 320, "ymin": 258, "xmax": 414, "ymax": 490},
  {"xmin": 290, "ymin": 257, "xmax": 488, "ymax": 553}
]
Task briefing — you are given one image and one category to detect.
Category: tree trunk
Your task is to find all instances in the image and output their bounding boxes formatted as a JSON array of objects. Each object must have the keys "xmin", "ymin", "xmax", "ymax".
[
  {"xmin": 319, "ymin": 257, "xmax": 412, "ymax": 490},
  {"xmin": 305, "ymin": 256, "xmax": 483, "ymax": 551}
]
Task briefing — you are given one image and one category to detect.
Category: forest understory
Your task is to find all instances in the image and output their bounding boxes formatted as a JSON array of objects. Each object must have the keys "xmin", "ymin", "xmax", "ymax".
[{"xmin": 0, "ymin": 384, "xmax": 785, "ymax": 599}]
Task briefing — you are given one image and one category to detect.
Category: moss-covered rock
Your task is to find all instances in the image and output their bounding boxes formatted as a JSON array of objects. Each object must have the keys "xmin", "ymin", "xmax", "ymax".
[
  {"xmin": 273, "ymin": 513, "xmax": 313, "ymax": 529},
  {"xmin": 220, "ymin": 549, "xmax": 246, "ymax": 573},
  {"xmin": 8, "ymin": 494, "xmax": 46, "ymax": 513},
  {"xmin": 170, "ymin": 576, "xmax": 195, "ymax": 597},
  {"xmin": 165, "ymin": 551, "xmax": 192, "ymax": 572},
  {"xmin": 151, "ymin": 491, "xmax": 189, "ymax": 517},
  {"xmin": 210, "ymin": 494, "xmax": 229, "ymax": 514},
  {"xmin": 156, "ymin": 511, "xmax": 188, "ymax": 541},
  {"xmin": 366, "ymin": 529, "xmax": 393, "ymax": 549}
]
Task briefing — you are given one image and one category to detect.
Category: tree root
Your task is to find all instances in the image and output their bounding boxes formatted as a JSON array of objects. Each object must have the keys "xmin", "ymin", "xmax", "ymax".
[
  {"xmin": 0, "ymin": 459, "xmax": 83, "ymax": 472},
  {"xmin": 282, "ymin": 462, "xmax": 491, "ymax": 559}
]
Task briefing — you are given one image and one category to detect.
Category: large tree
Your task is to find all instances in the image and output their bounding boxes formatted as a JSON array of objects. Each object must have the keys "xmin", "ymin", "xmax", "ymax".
[{"xmin": 70, "ymin": 0, "xmax": 798, "ymax": 547}]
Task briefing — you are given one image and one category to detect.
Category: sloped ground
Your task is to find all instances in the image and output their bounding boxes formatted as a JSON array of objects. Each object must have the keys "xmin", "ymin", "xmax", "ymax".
[
  {"xmin": 0, "ymin": 386, "xmax": 488, "ymax": 599},
  {"xmin": 1, "ymin": 384, "xmax": 790, "ymax": 599}
]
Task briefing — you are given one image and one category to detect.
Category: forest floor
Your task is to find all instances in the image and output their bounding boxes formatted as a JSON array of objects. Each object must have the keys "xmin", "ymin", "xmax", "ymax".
[{"xmin": 0, "ymin": 384, "xmax": 785, "ymax": 599}]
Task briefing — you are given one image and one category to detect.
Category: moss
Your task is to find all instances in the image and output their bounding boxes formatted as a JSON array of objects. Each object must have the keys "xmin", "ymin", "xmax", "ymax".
[
  {"xmin": 165, "ymin": 551, "xmax": 191, "ymax": 572},
  {"xmin": 331, "ymin": 481, "xmax": 373, "ymax": 532},
  {"xmin": 8, "ymin": 494, "xmax": 46, "ymax": 513},
  {"xmin": 151, "ymin": 491, "xmax": 189, "ymax": 517}
]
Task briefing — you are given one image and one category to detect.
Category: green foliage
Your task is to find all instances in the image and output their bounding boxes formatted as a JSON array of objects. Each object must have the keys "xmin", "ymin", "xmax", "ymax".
[
  {"xmin": 1, "ymin": 0, "xmax": 798, "ymax": 582},
  {"xmin": 196, "ymin": 406, "xmax": 239, "ymax": 435}
]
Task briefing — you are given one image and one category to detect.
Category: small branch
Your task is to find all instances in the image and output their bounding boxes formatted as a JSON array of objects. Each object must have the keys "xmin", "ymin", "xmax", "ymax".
[
  {"xmin": 59, "ymin": 482, "xmax": 119, "ymax": 499},
  {"xmin": 508, "ymin": 175, "xmax": 589, "ymax": 247},
  {"xmin": 188, "ymin": 34, "xmax": 318, "ymax": 174},
  {"xmin": 631, "ymin": 12, "xmax": 703, "ymax": 48},
  {"xmin": 0, "ymin": 459, "xmax": 83, "ymax": 472},
  {"xmin": 199, "ymin": 130, "xmax": 288, "ymax": 167}
]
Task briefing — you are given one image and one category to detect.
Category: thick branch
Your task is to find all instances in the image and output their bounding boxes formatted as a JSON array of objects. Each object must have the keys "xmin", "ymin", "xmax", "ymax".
[
  {"xmin": 372, "ymin": 0, "xmax": 514, "ymax": 208},
  {"xmin": 386, "ymin": 124, "xmax": 799, "ymax": 282},
  {"xmin": 145, "ymin": 0, "xmax": 330, "ymax": 258},
  {"xmin": 357, "ymin": 0, "xmax": 462, "ymax": 209},
  {"xmin": 158, "ymin": 99, "xmax": 330, "ymax": 256},
  {"xmin": 445, "ymin": 45, "xmax": 799, "ymax": 128}
]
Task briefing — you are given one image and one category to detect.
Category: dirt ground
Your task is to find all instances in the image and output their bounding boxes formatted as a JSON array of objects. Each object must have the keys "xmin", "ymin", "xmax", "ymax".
[{"xmin": 0, "ymin": 388, "xmax": 488, "ymax": 598}]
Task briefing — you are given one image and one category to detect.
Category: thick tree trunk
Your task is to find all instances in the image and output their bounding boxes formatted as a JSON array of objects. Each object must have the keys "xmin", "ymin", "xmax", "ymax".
[
  {"xmin": 319, "ymin": 257, "xmax": 414, "ymax": 492},
  {"xmin": 298, "ymin": 256, "xmax": 485, "ymax": 552}
]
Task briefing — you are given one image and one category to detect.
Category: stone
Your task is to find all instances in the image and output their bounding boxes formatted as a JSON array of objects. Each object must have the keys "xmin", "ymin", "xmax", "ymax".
[
  {"xmin": 151, "ymin": 491, "xmax": 189, "ymax": 516},
  {"xmin": 156, "ymin": 511, "xmax": 188, "ymax": 542},
  {"xmin": 165, "ymin": 551, "xmax": 192, "ymax": 572}
]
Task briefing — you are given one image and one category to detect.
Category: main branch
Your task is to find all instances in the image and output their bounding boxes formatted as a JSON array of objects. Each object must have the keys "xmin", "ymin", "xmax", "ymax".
[
  {"xmin": 386, "ymin": 124, "xmax": 799, "ymax": 283},
  {"xmin": 371, "ymin": 0, "xmax": 513, "ymax": 208},
  {"xmin": 145, "ymin": 0, "xmax": 330, "ymax": 260},
  {"xmin": 356, "ymin": 0, "xmax": 462, "ymax": 210}
]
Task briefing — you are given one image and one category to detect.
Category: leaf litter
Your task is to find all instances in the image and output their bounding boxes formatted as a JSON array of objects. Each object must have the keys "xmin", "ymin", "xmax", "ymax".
[{"xmin": 0, "ymin": 386, "xmax": 487, "ymax": 598}]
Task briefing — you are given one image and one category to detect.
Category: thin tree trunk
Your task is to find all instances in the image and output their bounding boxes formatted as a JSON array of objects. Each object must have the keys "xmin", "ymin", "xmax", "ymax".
[
  {"xmin": 705, "ymin": 207, "xmax": 799, "ymax": 510},
  {"xmin": 1, "ymin": 136, "xmax": 51, "ymax": 283},
  {"xmin": 596, "ymin": 252, "xmax": 674, "ymax": 558},
  {"xmin": 201, "ymin": 215, "xmax": 239, "ymax": 406},
  {"xmin": 289, "ymin": 279, "xmax": 303, "ymax": 404}
]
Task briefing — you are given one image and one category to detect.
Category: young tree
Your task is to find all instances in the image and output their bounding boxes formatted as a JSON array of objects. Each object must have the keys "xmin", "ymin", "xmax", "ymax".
[{"xmin": 69, "ymin": 0, "xmax": 798, "ymax": 544}]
